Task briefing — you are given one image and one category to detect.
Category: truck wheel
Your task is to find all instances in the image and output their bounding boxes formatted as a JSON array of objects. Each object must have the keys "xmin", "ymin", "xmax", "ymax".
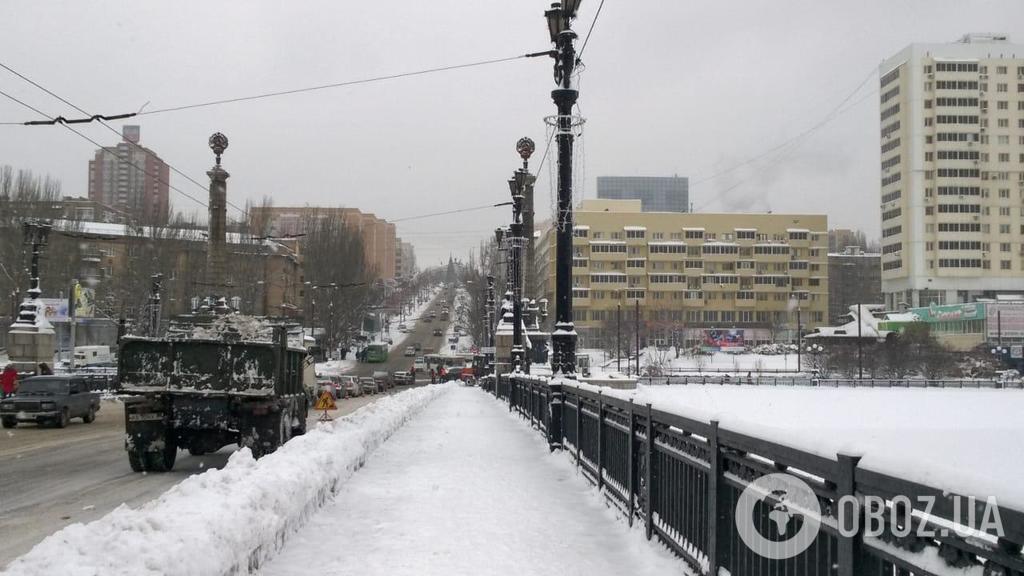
[
  {"xmin": 1, "ymin": 418, "xmax": 15, "ymax": 429},
  {"xmin": 145, "ymin": 443, "xmax": 177, "ymax": 472},
  {"xmin": 83, "ymin": 407, "xmax": 96, "ymax": 423},
  {"xmin": 128, "ymin": 448, "xmax": 146, "ymax": 472},
  {"xmin": 55, "ymin": 408, "xmax": 70, "ymax": 428}
]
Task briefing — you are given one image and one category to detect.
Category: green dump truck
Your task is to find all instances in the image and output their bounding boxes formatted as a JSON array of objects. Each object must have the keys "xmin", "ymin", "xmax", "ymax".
[{"xmin": 119, "ymin": 319, "xmax": 312, "ymax": 472}]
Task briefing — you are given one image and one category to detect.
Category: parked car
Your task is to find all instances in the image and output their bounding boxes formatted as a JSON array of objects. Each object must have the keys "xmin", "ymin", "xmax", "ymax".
[
  {"xmin": 1, "ymin": 375, "xmax": 101, "ymax": 428},
  {"xmin": 392, "ymin": 371, "xmax": 414, "ymax": 386},
  {"xmin": 339, "ymin": 375, "xmax": 361, "ymax": 397},
  {"xmin": 359, "ymin": 377, "xmax": 379, "ymax": 394},
  {"xmin": 432, "ymin": 328, "xmax": 443, "ymax": 336},
  {"xmin": 317, "ymin": 379, "xmax": 336, "ymax": 399},
  {"xmin": 398, "ymin": 323, "xmax": 408, "ymax": 332},
  {"xmin": 404, "ymin": 346, "xmax": 416, "ymax": 357},
  {"xmin": 372, "ymin": 370, "xmax": 391, "ymax": 390}
]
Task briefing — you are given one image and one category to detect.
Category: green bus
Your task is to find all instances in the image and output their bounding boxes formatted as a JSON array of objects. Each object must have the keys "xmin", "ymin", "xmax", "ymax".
[{"xmin": 364, "ymin": 343, "xmax": 389, "ymax": 363}]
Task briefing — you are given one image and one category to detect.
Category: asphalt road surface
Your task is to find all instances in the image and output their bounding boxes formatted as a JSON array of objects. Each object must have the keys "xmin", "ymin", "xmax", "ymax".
[
  {"xmin": 0, "ymin": 292, "xmax": 452, "ymax": 569},
  {"xmin": 346, "ymin": 292, "xmax": 455, "ymax": 378}
]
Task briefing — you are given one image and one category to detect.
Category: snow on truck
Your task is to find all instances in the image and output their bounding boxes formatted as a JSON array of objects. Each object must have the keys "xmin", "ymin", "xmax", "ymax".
[{"xmin": 119, "ymin": 315, "xmax": 313, "ymax": 472}]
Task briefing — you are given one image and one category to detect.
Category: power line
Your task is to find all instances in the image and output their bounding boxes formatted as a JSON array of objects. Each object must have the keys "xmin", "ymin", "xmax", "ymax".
[
  {"xmin": 0, "ymin": 61, "xmax": 248, "ymax": 217},
  {"xmin": 391, "ymin": 201, "xmax": 513, "ymax": 223},
  {"xmin": 691, "ymin": 67, "xmax": 878, "ymax": 211},
  {"xmin": 693, "ymin": 67, "xmax": 876, "ymax": 188},
  {"xmin": 0, "ymin": 87, "xmax": 214, "ymax": 213},
  {"xmin": 577, "ymin": 0, "xmax": 608, "ymax": 60},
  {"xmin": 138, "ymin": 53, "xmax": 537, "ymax": 116}
]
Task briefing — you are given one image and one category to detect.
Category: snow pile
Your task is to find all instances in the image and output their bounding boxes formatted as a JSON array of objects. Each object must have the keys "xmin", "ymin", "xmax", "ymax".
[
  {"xmin": 589, "ymin": 383, "xmax": 1024, "ymax": 510},
  {"xmin": 1, "ymin": 383, "xmax": 456, "ymax": 576},
  {"xmin": 189, "ymin": 314, "xmax": 273, "ymax": 342}
]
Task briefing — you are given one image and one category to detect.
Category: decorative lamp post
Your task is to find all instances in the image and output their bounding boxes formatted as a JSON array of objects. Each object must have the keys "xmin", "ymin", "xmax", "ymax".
[
  {"xmin": 206, "ymin": 132, "xmax": 230, "ymax": 299},
  {"xmin": 544, "ymin": 0, "xmax": 583, "ymax": 376},
  {"xmin": 509, "ymin": 137, "xmax": 535, "ymax": 373}
]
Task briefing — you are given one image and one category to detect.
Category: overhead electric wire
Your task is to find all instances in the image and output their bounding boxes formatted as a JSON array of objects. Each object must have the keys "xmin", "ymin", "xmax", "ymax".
[
  {"xmin": 692, "ymin": 66, "xmax": 878, "ymax": 211},
  {"xmin": 391, "ymin": 201, "xmax": 513, "ymax": 224},
  {"xmin": 137, "ymin": 53, "xmax": 539, "ymax": 116},
  {"xmin": 0, "ymin": 87, "xmax": 214, "ymax": 212},
  {"xmin": 0, "ymin": 61, "xmax": 248, "ymax": 217},
  {"xmin": 577, "ymin": 0, "xmax": 607, "ymax": 60}
]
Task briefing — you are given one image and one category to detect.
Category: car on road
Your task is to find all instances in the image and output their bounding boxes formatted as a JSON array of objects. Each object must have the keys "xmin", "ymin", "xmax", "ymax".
[
  {"xmin": 372, "ymin": 370, "xmax": 391, "ymax": 390},
  {"xmin": 340, "ymin": 376, "xmax": 362, "ymax": 397},
  {"xmin": 432, "ymin": 328, "xmax": 443, "ymax": 336},
  {"xmin": 413, "ymin": 342, "xmax": 422, "ymax": 352},
  {"xmin": 0, "ymin": 375, "xmax": 101, "ymax": 428},
  {"xmin": 359, "ymin": 377, "xmax": 379, "ymax": 395},
  {"xmin": 317, "ymin": 379, "xmax": 341, "ymax": 399},
  {"xmin": 392, "ymin": 371, "xmax": 413, "ymax": 386},
  {"xmin": 404, "ymin": 346, "xmax": 416, "ymax": 356},
  {"xmin": 414, "ymin": 356, "xmax": 427, "ymax": 372},
  {"xmin": 398, "ymin": 323, "xmax": 408, "ymax": 332}
]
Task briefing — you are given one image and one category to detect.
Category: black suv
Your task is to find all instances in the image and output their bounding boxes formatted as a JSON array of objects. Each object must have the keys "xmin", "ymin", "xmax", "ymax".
[{"xmin": 0, "ymin": 375, "xmax": 101, "ymax": 428}]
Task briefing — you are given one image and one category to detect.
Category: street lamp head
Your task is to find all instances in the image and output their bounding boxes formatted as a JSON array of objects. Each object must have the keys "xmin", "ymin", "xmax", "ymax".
[{"xmin": 545, "ymin": 3, "xmax": 564, "ymax": 42}]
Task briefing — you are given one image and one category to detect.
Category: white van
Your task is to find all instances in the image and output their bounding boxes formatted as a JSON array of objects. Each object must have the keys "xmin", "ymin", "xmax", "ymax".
[{"xmin": 73, "ymin": 346, "xmax": 114, "ymax": 368}]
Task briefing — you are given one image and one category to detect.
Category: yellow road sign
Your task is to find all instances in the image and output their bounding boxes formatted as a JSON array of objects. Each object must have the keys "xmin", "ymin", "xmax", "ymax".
[{"xmin": 314, "ymin": 391, "xmax": 337, "ymax": 411}]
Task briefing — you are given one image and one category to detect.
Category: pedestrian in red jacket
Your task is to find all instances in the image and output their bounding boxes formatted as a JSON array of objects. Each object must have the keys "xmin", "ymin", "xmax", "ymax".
[{"xmin": 1, "ymin": 365, "xmax": 18, "ymax": 398}]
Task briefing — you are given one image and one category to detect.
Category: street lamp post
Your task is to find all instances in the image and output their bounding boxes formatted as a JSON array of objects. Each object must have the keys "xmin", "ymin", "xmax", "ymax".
[
  {"xmin": 545, "ymin": 0, "xmax": 582, "ymax": 376},
  {"xmin": 509, "ymin": 138, "xmax": 535, "ymax": 373}
]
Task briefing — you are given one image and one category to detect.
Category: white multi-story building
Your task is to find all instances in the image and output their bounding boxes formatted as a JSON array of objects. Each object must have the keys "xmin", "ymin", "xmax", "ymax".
[{"xmin": 880, "ymin": 33, "xmax": 1024, "ymax": 309}]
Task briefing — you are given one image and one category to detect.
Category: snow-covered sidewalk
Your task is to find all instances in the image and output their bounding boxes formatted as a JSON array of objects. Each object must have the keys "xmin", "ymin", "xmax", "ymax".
[{"xmin": 260, "ymin": 387, "xmax": 686, "ymax": 576}]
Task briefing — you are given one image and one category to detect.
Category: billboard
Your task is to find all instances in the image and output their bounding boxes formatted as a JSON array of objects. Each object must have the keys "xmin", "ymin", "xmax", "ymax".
[
  {"xmin": 703, "ymin": 329, "xmax": 745, "ymax": 350},
  {"xmin": 34, "ymin": 298, "xmax": 69, "ymax": 322},
  {"xmin": 73, "ymin": 284, "xmax": 95, "ymax": 318},
  {"xmin": 987, "ymin": 304, "xmax": 1024, "ymax": 340}
]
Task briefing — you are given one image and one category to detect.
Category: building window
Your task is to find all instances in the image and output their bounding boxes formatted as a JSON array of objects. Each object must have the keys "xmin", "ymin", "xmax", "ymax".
[
  {"xmin": 625, "ymin": 229, "xmax": 645, "ymax": 239},
  {"xmin": 1001, "ymin": 261, "xmax": 1012, "ymax": 270}
]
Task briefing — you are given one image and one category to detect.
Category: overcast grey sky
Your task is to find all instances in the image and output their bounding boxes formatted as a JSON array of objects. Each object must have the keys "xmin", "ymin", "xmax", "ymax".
[{"xmin": 2, "ymin": 1, "xmax": 1022, "ymax": 266}]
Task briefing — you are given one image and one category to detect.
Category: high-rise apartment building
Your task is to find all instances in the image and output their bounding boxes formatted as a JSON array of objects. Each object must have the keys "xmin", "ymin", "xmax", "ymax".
[
  {"xmin": 880, "ymin": 34, "xmax": 1024, "ymax": 309},
  {"xmin": 535, "ymin": 199, "xmax": 828, "ymax": 348},
  {"xmin": 87, "ymin": 125, "xmax": 170, "ymax": 225},
  {"xmin": 596, "ymin": 176, "xmax": 689, "ymax": 212}
]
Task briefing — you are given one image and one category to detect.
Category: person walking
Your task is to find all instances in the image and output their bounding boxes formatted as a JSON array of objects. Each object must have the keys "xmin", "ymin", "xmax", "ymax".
[
  {"xmin": 429, "ymin": 368, "xmax": 436, "ymax": 384},
  {"xmin": 1, "ymin": 365, "xmax": 18, "ymax": 398}
]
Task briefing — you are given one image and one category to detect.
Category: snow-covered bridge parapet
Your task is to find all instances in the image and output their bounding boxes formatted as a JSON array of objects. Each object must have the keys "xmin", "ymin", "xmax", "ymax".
[{"xmin": 494, "ymin": 373, "xmax": 1024, "ymax": 576}]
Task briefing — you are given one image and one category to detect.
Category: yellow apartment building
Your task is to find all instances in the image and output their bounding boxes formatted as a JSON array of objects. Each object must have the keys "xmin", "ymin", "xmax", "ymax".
[{"xmin": 535, "ymin": 199, "xmax": 829, "ymax": 348}]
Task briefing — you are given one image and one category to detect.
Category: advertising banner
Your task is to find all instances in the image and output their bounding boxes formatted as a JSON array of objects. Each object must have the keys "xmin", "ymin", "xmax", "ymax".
[{"xmin": 703, "ymin": 329, "xmax": 745, "ymax": 350}]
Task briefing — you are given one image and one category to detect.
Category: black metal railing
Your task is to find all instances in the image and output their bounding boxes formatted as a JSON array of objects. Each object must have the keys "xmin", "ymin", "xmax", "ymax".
[
  {"xmin": 494, "ymin": 373, "xmax": 1024, "ymax": 576},
  {"xmin": 637, "ymin": 375, "xmax": 1015, "ymax": 388}
]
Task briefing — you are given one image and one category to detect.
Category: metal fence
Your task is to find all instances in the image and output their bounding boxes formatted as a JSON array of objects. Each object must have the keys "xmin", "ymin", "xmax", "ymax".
[
  {"xmin": 637, "ymin": 375, "xmax": 1017, "ymax": 389},
  {"xmin": 492, "ymin": 373, "xmax": 1024, "ymax": 576}
]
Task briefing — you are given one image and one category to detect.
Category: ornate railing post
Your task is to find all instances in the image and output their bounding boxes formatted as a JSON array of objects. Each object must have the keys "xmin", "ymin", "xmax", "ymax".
[
  {"xmin": 548, "ymin": 380, "xmax": 564, "ymax": 451},
  {"xmin": 645, "ymin": 403, "xmax": 655, "ymax": 541},
  {"xmin": 708, "ymin": 420, "xmax": 729, "ymax": 575},
  {"xmin": 627, "ymin": 398, "xmax": 636, "ymax": 527},
  {"xmin": 597, "ymin": 390, "xmax": 604, "ymax": 491},
  {"xmin": 837, "ymin": 453, "xmax": 862, "ymax": 576}
]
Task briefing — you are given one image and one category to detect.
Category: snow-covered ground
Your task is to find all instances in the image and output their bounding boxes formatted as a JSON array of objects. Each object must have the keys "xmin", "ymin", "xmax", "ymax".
[
  {"xmin": 581, "ymin": 348, "xmax": 808, "ymax": 376},
  {"xmin": 261, "ymin": 386, "xmax": 687, "ymax": 576},
  {"xmin": 1, "ymin": 384, "xmax": 455, "ymax": 576},
  {"xmin": 589, "ymin": 383, "xmax": 1024, "ymax": 511}
]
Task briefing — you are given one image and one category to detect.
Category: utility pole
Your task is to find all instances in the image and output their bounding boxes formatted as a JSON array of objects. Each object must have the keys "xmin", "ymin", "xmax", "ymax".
[
  {"xmin": 857, "ymin": 303, "xmax": 863, "ymax": 379},
  {"xmin": 148, "ymin": 273, "xmax": 163, "ymax": 337},
  {"xmin": 616, "ymin": 302, "xmax": 621, "ymax": 373},
  {"xmin": 796, "ymin": 304, "xmax": 802, "ymax": 373},
  {"xmin": 68, "ymin": 279, "xmax": 78, "ymax": 363},
  {"xmin": 544, "ymin": 0, "xmax": 582, "ymax": 376},
  {"xmin": 635, "ymin": 299, "xmax": 641, "ymax": 377}
]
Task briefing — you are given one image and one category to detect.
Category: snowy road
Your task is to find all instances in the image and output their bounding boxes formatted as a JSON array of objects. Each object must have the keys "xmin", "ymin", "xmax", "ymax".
[
  {"xmin": 259, "ymin": 387, "xmax": 686, "ymax": 576},
  {"xmin": 0, "ymin": 390, "xmax": 410, "ymax": 570}
]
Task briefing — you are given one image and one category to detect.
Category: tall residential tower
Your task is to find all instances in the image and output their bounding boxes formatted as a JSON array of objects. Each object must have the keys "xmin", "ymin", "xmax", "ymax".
[
  {"xmin": 880, "ymin": 34, "xmax": 1024, "ymax": 308},
  {"xmin": 87, "ymin": 125, "xmax": 170, "ymax": 225}
]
